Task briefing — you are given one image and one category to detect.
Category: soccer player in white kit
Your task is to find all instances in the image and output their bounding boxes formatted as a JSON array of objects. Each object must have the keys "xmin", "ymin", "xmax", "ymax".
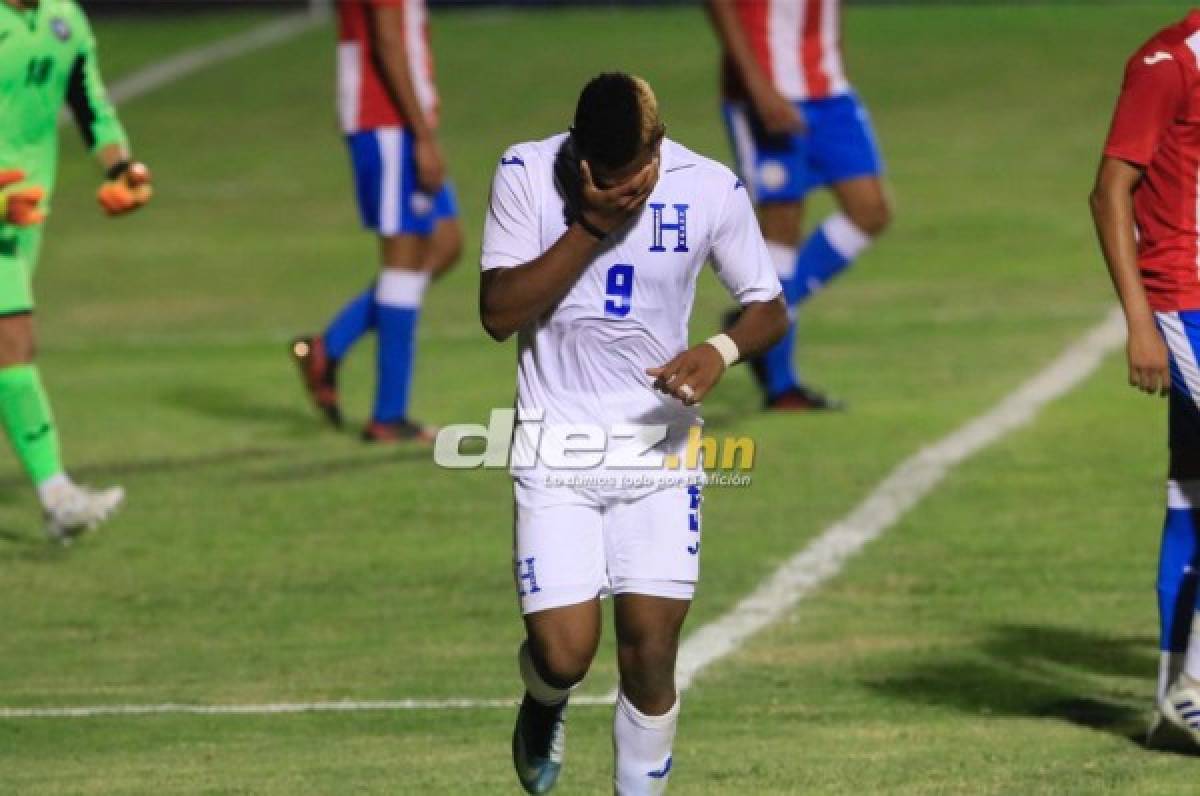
[{"xmin": 480, "ymin": 73, "xmax": 787, "ymax": 794}]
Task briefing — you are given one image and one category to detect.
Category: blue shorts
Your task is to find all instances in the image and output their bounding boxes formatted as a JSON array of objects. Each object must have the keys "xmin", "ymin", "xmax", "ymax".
[
  {"xmin": 722, "ymin": 92, "xmax": 883, "ymax": 204},
  {"xmin": 1158, "ymin": 310, "xmax": 1200, "ymax": 457},
  {"xmin": 346, "ymin": 127, "xmax": 458, "ymax": 237}
]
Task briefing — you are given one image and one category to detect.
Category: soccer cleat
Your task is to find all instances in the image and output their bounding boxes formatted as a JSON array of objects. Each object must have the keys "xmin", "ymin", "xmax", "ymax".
[
  {"xmin": 43, "ymin": 482, "xmax": 124, "ymax": 543},
  {"xmin": 1146, "ymin": 710, "xmax": 1200, "ymax": 752},
  {"xmin": 512, "ymin": 692, "xmax": 568, "ymax": 794},
  {"xmin": 1157, "ymin": 677, "xmax": 1200, "ymax": 747},
  {"xmin": 361, "ymin": 418, "xmax": 438, "ymax": 445},
  {"xmin": 766, "ymin": 384, "xmax": 846, "ymax": 412},
  {"xmin": 290, "ymin": 335, "xmax": 342, "ymax": 428}
]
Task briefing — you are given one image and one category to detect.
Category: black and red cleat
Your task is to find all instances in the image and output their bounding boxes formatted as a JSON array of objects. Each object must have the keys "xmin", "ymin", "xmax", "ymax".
[
  {"xmin": 361, "ymin": 418, "xmax": 438, "ymax": 445},
  {"xmin": 290, "ymin": 335, "xmax": 343, "ymax": 428},
  {"xmin": 766, "ymin": 385, "xmax": 846, "ymax": 412}
]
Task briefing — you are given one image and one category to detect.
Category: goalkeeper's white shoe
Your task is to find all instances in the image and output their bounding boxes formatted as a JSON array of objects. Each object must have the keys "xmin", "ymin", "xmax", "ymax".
[
  {"xmin": 1157, "ymin": 676, "xmax": 1200, "ymax": 748},
  {"xmin": 43, "ymin": 482, "xmax": 124, "ymax": 543}
]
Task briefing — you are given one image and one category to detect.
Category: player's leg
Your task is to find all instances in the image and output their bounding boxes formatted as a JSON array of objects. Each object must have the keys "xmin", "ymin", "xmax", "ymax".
[
  {"xmin": 0, "ymin": 229, "xmax": 121, "ymax": 540},
  {"xmin": 721, "ymin": 102, "xmax": 816, "ymax": 406},
  {"xmin": 788, "ymin": 93, "xmax": 890, "ymax": 306},
  {"xmin": 292, "ymin": 129, "xmax": 391, "ymax": 427},
  {"xmin": 606, "ymin": 482, "xmax": 701, "ymax": 793},
  {"xmin": 1151, "ymin": 310, "xmax": 1200, "ymax": 744},
  {"xmin": 612, "ymin": 594, "xmax": 689, "ymax": 795},
  {"xmin": 756, "ymin": 200, "xmax": 808, "ymax": 404},
  {"xmin": 422, "ymin": 183, "xmax": 463, "ymax": 281},
  {"xmin": 511, "ymin": 486, "xmax": 606, "ymax": 793},
  {"xmin": 360, "ymin": 128, "xmax": 444, "ymax": 443}
]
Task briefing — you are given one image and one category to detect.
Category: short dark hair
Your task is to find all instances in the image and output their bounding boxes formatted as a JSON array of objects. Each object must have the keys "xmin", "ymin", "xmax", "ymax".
[{"xmin": 572, "ymin": 72, "xmax": 661, "ymax": 171}]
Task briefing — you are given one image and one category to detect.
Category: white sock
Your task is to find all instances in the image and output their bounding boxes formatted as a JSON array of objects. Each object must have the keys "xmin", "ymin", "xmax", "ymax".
[
  {"xmin": 1184, "ymin": 613, "xmax": 1200, "ymax": 685},
  {"xmin": 821, "ymin": 212, "xmax": 872, "ymax": 261},
  {"xmin": 765, "ymin": 241, "xmax": 797, "ymax": 282},
  {"xmin": 375, "ymin": 268, "xmax": 430, "ymax": 308},
  {"xmin": 36, "ymin": 472, "xmax": 71, "ymax": 508},
  {"xmin": 1160, "ymin": 650, "xmax": 1186, "ymax": 700},
  {"xmin": 613, "ymin": 690, "xmax": 679, "ymax": 796},
  {"xmin": 518, "ymin": 641, "xmax": 571, "ymax": 706}
]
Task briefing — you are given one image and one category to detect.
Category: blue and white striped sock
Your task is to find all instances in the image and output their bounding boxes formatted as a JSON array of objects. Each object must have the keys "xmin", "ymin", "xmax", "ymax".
[
  {"xmin": 786, "ymin": 213, "xmax": 871, "ymax": 306},
  {"xmin": 324, "ymin": 283, "xmax": 376, "ymax": 361},
  {"xmin": 372, "ymin": 269, "xmax": 428, "ymax": 424}
]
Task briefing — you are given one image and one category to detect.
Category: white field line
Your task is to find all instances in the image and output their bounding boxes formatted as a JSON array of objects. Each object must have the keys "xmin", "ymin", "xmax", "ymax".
[
  {"xmin": 57, "ymin": 11, "xmax": 321, "ymax": 129},
  {"xmin": 0, "ymin": 695, "xmax": 617, "ymax": 719},
  {"xmin": 671, "ymin": 306, "xmax": 1127, "ymax": 690},
  {"xmin": 0, "ymin": 307, "xmax": 1127, "ymax": 719}
]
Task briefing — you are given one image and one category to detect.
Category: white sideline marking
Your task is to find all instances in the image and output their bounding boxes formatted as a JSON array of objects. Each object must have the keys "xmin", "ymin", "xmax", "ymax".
[
  {"xmin": 106, "ymin": 13, "xmax": 322, "ymax": 106},
  {"xmin": 671, "ymin": 306, "xmax": 1127, "ymax": 690},
  {"xmin": 0, "ymin": 695, "xmax": 616, "ymax": 719},
  {"xmin": 0, "ymin": 307, "xmax": 1126, "ymax": 719},
  {"xmin": 57, "ymin": 12, "xmax": 321, "ymax": 129}
]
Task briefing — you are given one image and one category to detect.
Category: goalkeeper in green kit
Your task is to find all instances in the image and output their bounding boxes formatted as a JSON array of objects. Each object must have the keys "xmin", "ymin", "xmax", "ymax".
[{"xmin": 0, "ymin": 0, "xmax": 152, "ymax": 541}]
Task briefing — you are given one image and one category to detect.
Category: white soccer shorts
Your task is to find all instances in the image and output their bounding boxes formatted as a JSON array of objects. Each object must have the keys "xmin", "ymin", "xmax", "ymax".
[{"xmin": 511, "ymin": 478, "xmax": 703, "ymax": 615}]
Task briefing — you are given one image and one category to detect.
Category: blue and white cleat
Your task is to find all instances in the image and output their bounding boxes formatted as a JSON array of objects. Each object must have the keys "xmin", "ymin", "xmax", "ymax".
[
  {"xmin": 1158, "ymin": 677, "xmax": 1200, "ymax": 748},
  {"xmin": 512, "ymin": 692, "xmax": 567, "ymax": 794}
]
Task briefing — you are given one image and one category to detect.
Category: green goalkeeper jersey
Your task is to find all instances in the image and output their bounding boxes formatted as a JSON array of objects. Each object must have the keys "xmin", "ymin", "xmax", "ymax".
[{"xmin": 0, "ymin": 0, "xmax": 126, "ymax": 206}]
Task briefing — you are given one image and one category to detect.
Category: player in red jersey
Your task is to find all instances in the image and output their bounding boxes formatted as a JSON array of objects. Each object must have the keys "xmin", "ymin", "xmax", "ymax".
[
  {"xmin": 708, "ymin": 0, "xmax": 891, "ymax": 411},
  {"xmin": 1092, "ymin": 8, "xmax": 1200, "ymax": 748},
  {"xmin": 292, "ymin": 0, "xmax": 462, "ymax": 442}
]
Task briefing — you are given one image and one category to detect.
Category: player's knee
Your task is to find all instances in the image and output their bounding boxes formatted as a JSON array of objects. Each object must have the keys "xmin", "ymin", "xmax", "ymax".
[
  {"xmin": 846, "ymin": 196, "xmax": 892, "ymax": 238},
  {"xmin": 537, "ymin": 644, "xmax": 594, "ymax": 689},
  {"xmin": 0, "ymin": 316, "xmax": 35, "ymax": 367},
  {"xmin": 430, "ymin": 227, "xmax": 464, "ymax": 276},
  {"xmin": 527, "ymin": 629, "xmax": 597, "ymax": 688},
  {"xmin": 759, "ymin": 203, "xmax": 803, "ymax": 245},
  {"xmin": 617, "ymin": 634, "xmax": 678, "ymax": 686}
]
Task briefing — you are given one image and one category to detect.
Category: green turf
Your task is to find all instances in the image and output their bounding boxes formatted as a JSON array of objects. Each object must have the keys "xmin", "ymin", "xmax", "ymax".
[{"xmin": 0, "ymin": 3, "xmax": 1194, "ymax": 793}]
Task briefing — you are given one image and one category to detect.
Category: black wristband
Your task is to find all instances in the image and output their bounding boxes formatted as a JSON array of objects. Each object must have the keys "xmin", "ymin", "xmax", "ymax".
[
  {"xmin": 574, "ymin": 213, "xmax": 608, "ymax": 242},
  {"xmin": 105, "ymin": 160, "xmax": 132, "ymax": 181}
]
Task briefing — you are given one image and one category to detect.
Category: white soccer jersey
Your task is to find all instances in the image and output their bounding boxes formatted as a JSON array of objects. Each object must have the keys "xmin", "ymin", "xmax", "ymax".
[{"xmin": 481, "ymin": 134, "xmax": 781, "ymax": 492}]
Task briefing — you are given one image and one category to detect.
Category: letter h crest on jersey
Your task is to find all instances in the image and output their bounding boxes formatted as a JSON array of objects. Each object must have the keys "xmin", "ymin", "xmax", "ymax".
[{"xmin": 649, "ymin": 203, "xmax": 689, "ymax": 253}]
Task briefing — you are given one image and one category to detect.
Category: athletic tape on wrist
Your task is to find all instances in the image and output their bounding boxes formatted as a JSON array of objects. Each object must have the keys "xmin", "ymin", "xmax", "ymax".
[{"xmin": 706, "ymin": 333, "xmax": 739, "ymax": 369}]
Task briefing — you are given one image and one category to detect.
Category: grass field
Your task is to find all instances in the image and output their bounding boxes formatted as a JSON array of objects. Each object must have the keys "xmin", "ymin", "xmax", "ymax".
[{"xmin": 0, "ymin": 3, "xmax": 1196, "ymax": 793}]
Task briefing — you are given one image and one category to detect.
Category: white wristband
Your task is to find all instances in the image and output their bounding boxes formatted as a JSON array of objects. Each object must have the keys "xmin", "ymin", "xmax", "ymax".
[{"xmin": 705, "ymin": 333, "xmax": 740, "ymax": 369}]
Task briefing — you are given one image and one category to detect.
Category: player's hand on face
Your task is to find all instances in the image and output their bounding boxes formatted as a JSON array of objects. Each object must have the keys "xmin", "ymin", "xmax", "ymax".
[
  {"xmin": 1127, "ymin": 324, "xmax": 1171, "ymax": 396},
  {"xmin": 97, "ymin": 161, "xmax": 153, "ymax": 217},
  {"xmin": 647, "ymin": 343, "xmax": 726, "ymax": 406},
  {"xmin": 578, "ymin": 155, "xmax": 658, "ymax": 236},
  {"xmin": 752, "ymin": 86, "xmax": 805, "ymax": 136},
  {"xmin": 0, "ymin": 169, "xmax": 46, "ymax": 227},
  {"xmin": 414, "ymin": 135, "xmax": 446, "ymax": 193}
]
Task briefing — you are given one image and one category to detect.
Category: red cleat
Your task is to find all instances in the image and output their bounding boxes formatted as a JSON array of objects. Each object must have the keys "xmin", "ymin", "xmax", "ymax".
[
  {"xmin": 362, "ymin": 418, "xmax": 438, "ymax": 445},
  {"xmin": 290, "ymin": 335, "xmax": 343, "ymax": 428},
  {"xmin": 766, "ymin": 385, "xmax": 846, "ymax": 412}
]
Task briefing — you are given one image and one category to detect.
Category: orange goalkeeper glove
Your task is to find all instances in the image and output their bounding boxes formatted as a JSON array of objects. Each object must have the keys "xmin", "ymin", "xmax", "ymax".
[
  {"xmin": 97, "ymin": 161, "xmax": 153, "ymax": 217},
  {"xmin": 0, "ymin": 169, "xmax": 46, "ymax": 227}
]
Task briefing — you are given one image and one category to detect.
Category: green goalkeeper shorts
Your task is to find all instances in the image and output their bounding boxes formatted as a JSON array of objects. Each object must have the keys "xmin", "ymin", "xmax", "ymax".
[{"xmin": 0, "ymin": 224, "xmax": 39, "ymax": 316}]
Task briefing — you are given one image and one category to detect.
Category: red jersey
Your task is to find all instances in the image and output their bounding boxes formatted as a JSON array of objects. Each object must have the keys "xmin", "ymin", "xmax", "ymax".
[
  {"xmin": 721, "ymin": 0, "xmax": 850, "ymax": 103},
  {"xmin": 336, "ymin": 0, "xmax": 437, "ymax": 134},
  {"xmin": 1104, "ymin": 10, "xmax": 1200, "ymax": 312}
]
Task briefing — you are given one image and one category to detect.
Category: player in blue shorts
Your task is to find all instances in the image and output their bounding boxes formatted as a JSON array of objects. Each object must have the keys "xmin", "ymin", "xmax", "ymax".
[
  {"xmin": 292, "ymin": 0, "xmax": 461, "ymax": 443},
  {"xmin": 709, "ymin": 0, "xmax": 892, "ymax": 410}
]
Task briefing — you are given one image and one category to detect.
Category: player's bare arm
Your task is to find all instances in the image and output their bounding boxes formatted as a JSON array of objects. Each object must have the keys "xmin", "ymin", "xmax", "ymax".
[
  {"xmin": 648, "ymin": 296, "xmax": 787, "ymax": 406},
  {"xmin": 1090, "ymin": 155, "xmax": 1169, "ymax": 396},
  {"xmin": 479, "ymin": 156, "xmax": 658, "ymax": 341},
  {"xmin": 705, "ymin": 0, "xmax": 803, "ymax": 135},
  {"xmin": 367, "ymin": 4, "xmax": 444, "ymax": 191}
]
